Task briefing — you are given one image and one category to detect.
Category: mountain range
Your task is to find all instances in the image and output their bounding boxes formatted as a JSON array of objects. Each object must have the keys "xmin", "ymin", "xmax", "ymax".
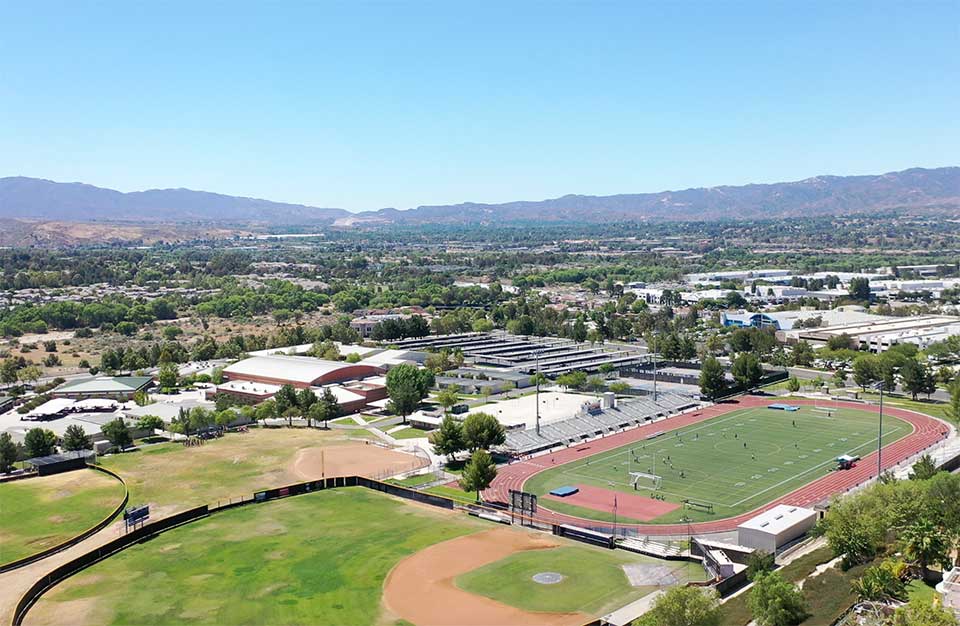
[{"xmin": 1, "ymin": 167, "xmax": 958, "ymax": 226}]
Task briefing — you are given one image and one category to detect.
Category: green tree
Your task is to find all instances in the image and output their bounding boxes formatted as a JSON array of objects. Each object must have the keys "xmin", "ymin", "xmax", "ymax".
[
  {"xmin": 747, "ymin": 571, "xmax": 808, "ymax": 626},
  {"xmin": 1, "ymin": 359, "xmax": 19, "ymax": 384},
  {"xmin": 900, "ymin": 518, "xmax": 952, "ymax": 582},
  {"xmin": 319, "ymin": 387, "xmax": 340, "ymax": 427},
  {"xmin": 889, "ymin": 598, "xmax": 959, "ymax": 626},
  {"xmin": 430, "ymin": 415, "xmax": 465, "ymax": 460},
  {"xmin": 786, "ymin": 377, "xmax": 801, "ymax": 393},
  {"xmin": 102, "ymin": 418, "xmax": 132, "ymax": 451},
  {"xmin": 461, "ymin": 412, "xmax": 506, "ymax": 451},
  {"xmin": 790, "ymin": 341, "xmax": 815, "ymax": 366},
  {"xmin": 458, "ymin": 449, "xmax": 497, "ymax": 502},
  {"xmin": 832, "ymin": 368, "xmax": 848, "ymax": 388},
  {"xmin": 732, "ymin": 352, "xmax": 763, "ymax": 388},
  {"xmin": 18, "ymin": 365, "xmax": 42, "ymax": 386},
  {"xmin": 555, "ymin": 370, "xmax": 587, "ymax": 390},
  {"xmin": 852, "ymin": 355, "xmax": 878, "ymax": 390},
  {"xmin": 586, "ymin": 374, "xmax": 606, "ymax": 393},
  {"xmin": 632, "ymin": 586, "xmax": 721, "ymax": 626},
  {"xmin": 746, "ymin": 550, "xmax": 776, "ymax": 581},
  {"xmin": 385, "ymin": 364, "xmax": 435, "ymax": 424},
  {"xmin": 157, "ymin": 361, "xmax": 178, "ymax": 389},
  {"xmin": 24, "ymin": 427, "xmax": 57, "ymax": 457},
  {"xmin": 296, "ymin": 387, "xmax": 317, "ymax": 412},
  {"xmin": 850, "ymin": 559, "xmax": 907, "ymax": 602},
  {"xmin": 0, "ymin": 432, "xmax": 19, "ymax": 473},
  {"xmin": 273, "ymin": 384, "xmax": 299, "ymax": 419},
  {"xmin": 946, "ymin": 380, "xmax": 960, "ymax": 426},
  {"xmin": 699, "ymin": 357, "xmax": 727, "ymax": 400},
  {"xmin": 572, "ymin": 317, "xmax": 588, "ymax": 343},
  {"xmin": 436, "ymin": 385, "xmax": 461, "ymax": 414},
  {"xmin": 254, "ymin": 399, "xmax": 277, "ymax": 425},
  {"xmin": 848, "ymin": 277, "xmax": 871, "ymax": 301},
  {"xmin": 909, "ymin": 454, "xmax": 939, "ymax": 480},
  {"xmin": 135, "ymin": 415, "xmax": 165, "ymax": 431},
  {"xmin": 900, "ymin": 359, "xmax": 925, "ymax": 400},
  {"xmin": 62, "ymin": 424, "xmax": 92, "ymax": 451}
]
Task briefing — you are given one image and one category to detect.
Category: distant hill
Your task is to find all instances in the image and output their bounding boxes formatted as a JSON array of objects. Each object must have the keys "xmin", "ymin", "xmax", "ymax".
[
  {"xmin": 0, "ymin": 177, "xmax": 349, "ymax": 224},
  {"xmin": 2, "ymin": 167, "xmax": 958, "ymax": 226}
]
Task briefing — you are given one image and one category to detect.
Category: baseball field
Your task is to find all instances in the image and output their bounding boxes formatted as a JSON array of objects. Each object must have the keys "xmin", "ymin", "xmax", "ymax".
[
  {"xmin": 523, "ymin": 403, "xmax": 911, "ymax": 524},
  {"xmin": 24, "ymin": 487, "xmax": 704, "ymax": 626},
  {"xmin": 0, "ymin": 469, "xmax": 125, "ymax": 567}
]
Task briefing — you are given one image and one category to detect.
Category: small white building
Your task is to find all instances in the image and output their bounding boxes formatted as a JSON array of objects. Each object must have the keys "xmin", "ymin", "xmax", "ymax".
[{"xmin": 737, "ymin": 504, "xmax": 818, "ymax": 554}]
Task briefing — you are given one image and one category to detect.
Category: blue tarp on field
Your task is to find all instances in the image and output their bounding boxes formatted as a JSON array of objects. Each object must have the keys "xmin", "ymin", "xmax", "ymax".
[
  {"xmin": 549, "ymin": 486, "xmax": 579, "ymax": 497},
  {"xmin": 768, "ymin": 403, "xmax": 800, "ymax": 412}
]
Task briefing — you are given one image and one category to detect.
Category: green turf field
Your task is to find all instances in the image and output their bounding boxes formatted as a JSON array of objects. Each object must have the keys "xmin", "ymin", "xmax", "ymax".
[
  {"xmin": 456, "ymin": 545, "xmax": 706, "ymax": 614},
  {"xmin": 0, "ymin": 469, "xmax": 125, "ymax": 566},
  {"xmin": 524, "ymin": 404, "xmax": 911, "ymax": 524}
]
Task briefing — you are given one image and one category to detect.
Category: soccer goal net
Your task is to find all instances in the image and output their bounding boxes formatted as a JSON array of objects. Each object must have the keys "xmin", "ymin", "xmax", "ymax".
[{"xmin": 630, "ymin": 471, "xmax": 662, "ymax": 491}]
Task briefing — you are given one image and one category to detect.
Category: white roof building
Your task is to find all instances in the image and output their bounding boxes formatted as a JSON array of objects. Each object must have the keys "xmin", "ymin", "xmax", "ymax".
[
  {"xmin": 222, "ymin": 354, "xmax": 383, "ymax": 387},
  {"xmin": 737, "ymin": 504, "xmax": 818, "ymax": 554}
]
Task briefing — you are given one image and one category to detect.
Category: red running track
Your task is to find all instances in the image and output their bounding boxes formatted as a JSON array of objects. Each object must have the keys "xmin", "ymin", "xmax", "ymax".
[{"xmin": 484, "ymin": 396, "xmax": 950, "ymax": 535}]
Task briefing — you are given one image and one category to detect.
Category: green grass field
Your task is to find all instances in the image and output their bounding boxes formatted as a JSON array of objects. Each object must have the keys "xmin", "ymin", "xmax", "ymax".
[
  {"xmin": 524, "ymin": 404, "xmax": 911, "ymax": 523},
  {"xmin": 29, "ymin": 488, "xmax": 486, "ymax": 626},
  {"xmin": 0, "ymin": 469, "xmax": 125, "ymax": 566},
  {"xmin": 456, "ymin": 546, "xmax": 706, "ymax": 614},
  {"xmin": 390, "ymin": 426, "xmax": 431, "ymax": 439},
  {"xmin": 97, "ymin": 428, "xmax": 349, "ymax": 512},
  {"xmin": 27, "ymin": 487, "xmax": 698, "ymax": 626}
]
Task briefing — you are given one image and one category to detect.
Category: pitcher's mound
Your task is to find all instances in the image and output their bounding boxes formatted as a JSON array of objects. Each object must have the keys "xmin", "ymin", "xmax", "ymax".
[
  {"xmin": 532, "ymin": 572, "xmax": 564, "ymax": 585},
  {"xmin": 290, "ymin": 443, "xmax": 427, "ymax": 480}
]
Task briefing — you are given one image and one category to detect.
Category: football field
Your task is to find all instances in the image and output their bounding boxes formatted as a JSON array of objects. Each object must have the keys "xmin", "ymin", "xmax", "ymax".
[{"xmin": 523, "ymin": 404, "xmax": 911, "ymax": 524}]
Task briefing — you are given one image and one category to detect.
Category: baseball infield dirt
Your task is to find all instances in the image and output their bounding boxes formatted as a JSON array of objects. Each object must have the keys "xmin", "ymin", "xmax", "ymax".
[
  {"xmin": 290, "ymin": 442, "xmax": 427, "ymax": 480},
  {"xmin": 382, "ymin": 527, "xmax": 589, "ymax": 626}
]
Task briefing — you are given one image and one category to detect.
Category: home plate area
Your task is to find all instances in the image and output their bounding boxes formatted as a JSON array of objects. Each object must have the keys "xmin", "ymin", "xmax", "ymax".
[{"xmin": 544, "ymin": 484, "xmax": 680, "ymax": 521}]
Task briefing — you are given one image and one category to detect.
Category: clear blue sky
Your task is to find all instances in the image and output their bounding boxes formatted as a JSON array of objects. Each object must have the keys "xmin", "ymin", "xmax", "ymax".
[{"xmin": 1, "ymin": 0, "xmax": 957, "ymax": 212}]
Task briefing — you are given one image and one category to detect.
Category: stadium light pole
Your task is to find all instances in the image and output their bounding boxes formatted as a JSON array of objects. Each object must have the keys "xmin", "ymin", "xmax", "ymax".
[
  {"xmin": 652, "ymin": 350, "xmax": 658, "ymax": 403},
  {"xmin": 875, "ymin": 381, "xmax": 884, "ymax": 479},
  {"xmin": 535, "ymin": 351, "xmax": 541, "ymax": 436}
]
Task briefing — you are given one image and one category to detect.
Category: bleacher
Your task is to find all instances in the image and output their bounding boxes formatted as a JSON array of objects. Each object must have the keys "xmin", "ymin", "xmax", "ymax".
[{"xmin": 504, "ymin": 393, "xmax": 699, "ymax": 455}]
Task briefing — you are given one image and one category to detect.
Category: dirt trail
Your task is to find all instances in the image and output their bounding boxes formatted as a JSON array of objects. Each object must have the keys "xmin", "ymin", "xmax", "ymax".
[{"xmin": 382, "ymin": 527, "xmax": 589, "ymax": 626}]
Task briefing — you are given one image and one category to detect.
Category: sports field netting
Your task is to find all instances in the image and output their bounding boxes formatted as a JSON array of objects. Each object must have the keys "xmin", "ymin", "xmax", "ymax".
[{"xmin": 523, "ymin": 405, "xmax": 911, "ymax": 524}]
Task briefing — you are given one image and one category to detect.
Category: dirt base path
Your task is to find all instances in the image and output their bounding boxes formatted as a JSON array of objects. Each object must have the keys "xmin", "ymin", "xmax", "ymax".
[
  {"xmin": 290, "ymin": 442, "xmax": 427, "ymax": 480},
  {"xmin": 382, "ymin": 527, "xmax": 589, "ymax": 626}
]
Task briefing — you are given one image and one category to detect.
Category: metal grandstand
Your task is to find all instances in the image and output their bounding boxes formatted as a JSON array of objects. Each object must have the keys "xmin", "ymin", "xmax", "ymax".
[
  {"xmin": 503, "ymin": 392, "xmax": 699, "ymax": 455},
  {"xmin": 389, "ymin": 331, "xmax": 648, "ymax": 376}
]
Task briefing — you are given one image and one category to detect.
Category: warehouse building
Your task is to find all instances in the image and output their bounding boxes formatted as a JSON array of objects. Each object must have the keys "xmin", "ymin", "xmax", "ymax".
[
  {"xmin": 222, "ymin": 354, "xmax": 384, "ymax": 389},
  {"xmin": 52, "ymin": 376, "xmax": 153, "ymax": 401},
  {"xmin": 737, "ymin": 505, "xmax": 818, "ymax": 554}
]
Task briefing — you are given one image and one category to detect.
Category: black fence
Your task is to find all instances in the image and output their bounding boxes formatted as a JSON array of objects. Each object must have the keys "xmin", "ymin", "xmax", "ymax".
[{"xmin": 0, "ymin": 464, "xmax": 129, "ymax": 575}]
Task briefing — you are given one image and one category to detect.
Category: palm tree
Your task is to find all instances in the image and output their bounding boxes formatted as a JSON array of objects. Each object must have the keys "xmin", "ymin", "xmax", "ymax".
[{"xmin": 900, "ymin": 519, "xmax": 950, "ymax": 582}]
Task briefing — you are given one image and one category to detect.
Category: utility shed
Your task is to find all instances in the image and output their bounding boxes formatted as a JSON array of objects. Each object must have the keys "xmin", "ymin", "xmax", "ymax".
[
  {"xmin": 27, "ymin": 450, "xmax": 95, "ymax": 476},
  {"xmin": 737, "ymin": 504, "xmax": 818, "ymax": 553}
]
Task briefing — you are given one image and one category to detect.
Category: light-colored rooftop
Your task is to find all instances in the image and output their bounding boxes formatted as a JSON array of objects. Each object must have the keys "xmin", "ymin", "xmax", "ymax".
[
  {"xmin": 217, "ymin": 380, "xmax": 282, "ymax": 396},
  {"xmin": 738, "ymin": 504, "xmax": 817, "ymax": 534},
  {"xmin": 55, "ymin": 376, "xmax": 153, "ymax": 395},
  {"xmin": 224, "ymin": 354, "xmax": 370, "ymax": 385}
]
